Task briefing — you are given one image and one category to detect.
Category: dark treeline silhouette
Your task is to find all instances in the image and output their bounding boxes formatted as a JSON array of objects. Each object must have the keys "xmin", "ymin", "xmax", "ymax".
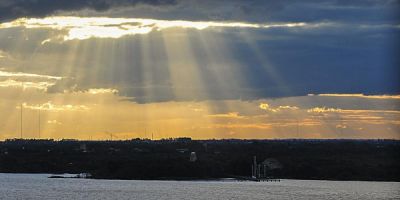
[{"xmin": 0, "ymin": 138, "xmax": 399, "ymax": 181}]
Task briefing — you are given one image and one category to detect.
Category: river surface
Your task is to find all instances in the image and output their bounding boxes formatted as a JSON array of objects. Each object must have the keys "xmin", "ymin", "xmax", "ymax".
[{"xmin": 0, "ymin": 173, "xmax": 398, "ymax": 199}]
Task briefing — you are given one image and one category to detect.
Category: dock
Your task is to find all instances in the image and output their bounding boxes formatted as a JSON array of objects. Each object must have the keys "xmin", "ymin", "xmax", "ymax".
[
  {"xmin": 249, "ymin": 178, "xmax": 280, "ymax": 182},
  {"xmin": 229, "ymin": 175, "xmax": 280, "ymax": 182}
]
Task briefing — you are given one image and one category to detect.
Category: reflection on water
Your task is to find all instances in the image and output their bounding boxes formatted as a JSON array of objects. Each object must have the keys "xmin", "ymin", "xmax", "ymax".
[{"xmin": 0, "ymin": 173, "xmax": 398, "ymax": 200}]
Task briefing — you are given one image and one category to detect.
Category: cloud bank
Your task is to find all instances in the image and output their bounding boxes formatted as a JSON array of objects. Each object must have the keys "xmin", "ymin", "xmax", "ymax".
[{"xmin": 0, "ymin": 0, "xmax": 177, "ymax": 22}]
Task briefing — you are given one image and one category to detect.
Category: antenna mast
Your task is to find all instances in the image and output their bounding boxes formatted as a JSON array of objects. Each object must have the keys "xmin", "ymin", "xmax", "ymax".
[
  {"xmin": 20, "ymin": 103, "xmax": 23, "ymax": 139},
  {"xmin": 20, "ymin": 82, "xmax": 23, "ymax": 139},
  {"xmin": 38, "ymin": 109, "xmax": 41, "ymax": 139},
  {"xmin": 296, "ymin": 119, "xmax": 299, "ymax": 138}
]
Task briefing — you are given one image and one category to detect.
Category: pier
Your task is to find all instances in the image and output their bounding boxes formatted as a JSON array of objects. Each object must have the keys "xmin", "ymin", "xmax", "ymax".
[{"xmin": 229, "ymin": 175, "xmax": 280, "ymax": 182}]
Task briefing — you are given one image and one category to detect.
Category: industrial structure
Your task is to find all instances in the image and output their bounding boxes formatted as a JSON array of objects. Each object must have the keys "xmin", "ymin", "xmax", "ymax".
[{"xmin": 251, "ymin": 156, "xmax": 282, "ymax": 181}]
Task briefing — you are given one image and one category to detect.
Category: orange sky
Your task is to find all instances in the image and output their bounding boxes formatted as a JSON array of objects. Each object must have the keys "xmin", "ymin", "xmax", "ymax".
[{"xmin": 0, "ymin": 84, "xmax": 398, "ymax": 140}]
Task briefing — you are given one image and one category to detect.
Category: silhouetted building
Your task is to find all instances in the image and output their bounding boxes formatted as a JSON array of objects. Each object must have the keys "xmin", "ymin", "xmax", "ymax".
[{"xmin": 190, "ymin": 152, "xmax": 197, "ymax": 162}]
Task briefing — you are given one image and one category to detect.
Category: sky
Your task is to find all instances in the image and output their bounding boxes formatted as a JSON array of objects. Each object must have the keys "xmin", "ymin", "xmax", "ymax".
[{"xmin": 0, "ymin": 0, "xmax": 399, "ymax": 140}]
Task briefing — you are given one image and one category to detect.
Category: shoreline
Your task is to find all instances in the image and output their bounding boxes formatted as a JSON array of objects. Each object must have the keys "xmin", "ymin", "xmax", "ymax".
[
  {"xmin": 1, "ymin": 172, "xmax": 399, "ymax": 183},
  {"xmin": 1, "ymin": 140, "xmax": 398, "ymax": 182}
]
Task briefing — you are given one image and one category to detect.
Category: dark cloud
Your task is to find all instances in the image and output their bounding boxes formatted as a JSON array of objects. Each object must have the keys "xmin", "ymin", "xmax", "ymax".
[
  {"xmin": 1, "ymin": 0, "xmax": 398, "ymax": 23},
  {"xmin": 161, "ymin": 0, "xmax": 399, "ymax": 23},
  {"xmin": 0, "ymin": 0, "xmax": 177, "ymax": 22}
]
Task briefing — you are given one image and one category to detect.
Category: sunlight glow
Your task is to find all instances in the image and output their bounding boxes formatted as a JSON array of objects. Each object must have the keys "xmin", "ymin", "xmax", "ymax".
[
  {"xmin": 0, "ymin": 79, "xmax": 55, "ymax": 91},
  {"xmin": 22, "ymin": 101, "xmax": 89, "ymax": 112},
  {"xmin": 87, "ymin": 88, "xmax": 118, "ymax": 94},
  {"xmin": 0, "ymin": 15, "xmax": 398, "ymax": 140},
  {"xmin": 0, "ymin": 16, "xmax": 309, "ymax": 40},
  {"xmin": 0, "ymin": 70, "xmax": 62, "ymax": 80}
]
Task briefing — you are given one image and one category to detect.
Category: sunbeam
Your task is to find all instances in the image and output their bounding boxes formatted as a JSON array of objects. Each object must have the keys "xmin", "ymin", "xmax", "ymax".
[{"xmin": 0, "ymin": 11, "xmax": 398, "ymax": 140}]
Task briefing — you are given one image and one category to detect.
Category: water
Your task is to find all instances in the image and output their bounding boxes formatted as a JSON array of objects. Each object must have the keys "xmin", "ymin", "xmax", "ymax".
[{"xmin": 0, "ymin": 173, "xmax": 398, "ymax": 200}]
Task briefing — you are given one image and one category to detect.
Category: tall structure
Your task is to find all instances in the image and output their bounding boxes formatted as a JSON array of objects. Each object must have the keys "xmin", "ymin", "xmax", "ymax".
[
  {"xmin": 251, "ymin": 157, "xmax": 282, "ymax": 179},
  {"xmin": 252, "ymin": 156, "xmax": 257, "ymax": 178},
  {"xmin": 20, "ymin": 102, "xmax": 23, "ymax": 139},
  {"xmin": 38, "ymin": 109, "xmax": 41, "ymax": 139},
  {"xmin": 105, "ymin": 131, "xmax": 114, "ymax": 141},
  {"xmin": 20, "ymin": 82, "xmax": 23, "ymax": 139}
]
